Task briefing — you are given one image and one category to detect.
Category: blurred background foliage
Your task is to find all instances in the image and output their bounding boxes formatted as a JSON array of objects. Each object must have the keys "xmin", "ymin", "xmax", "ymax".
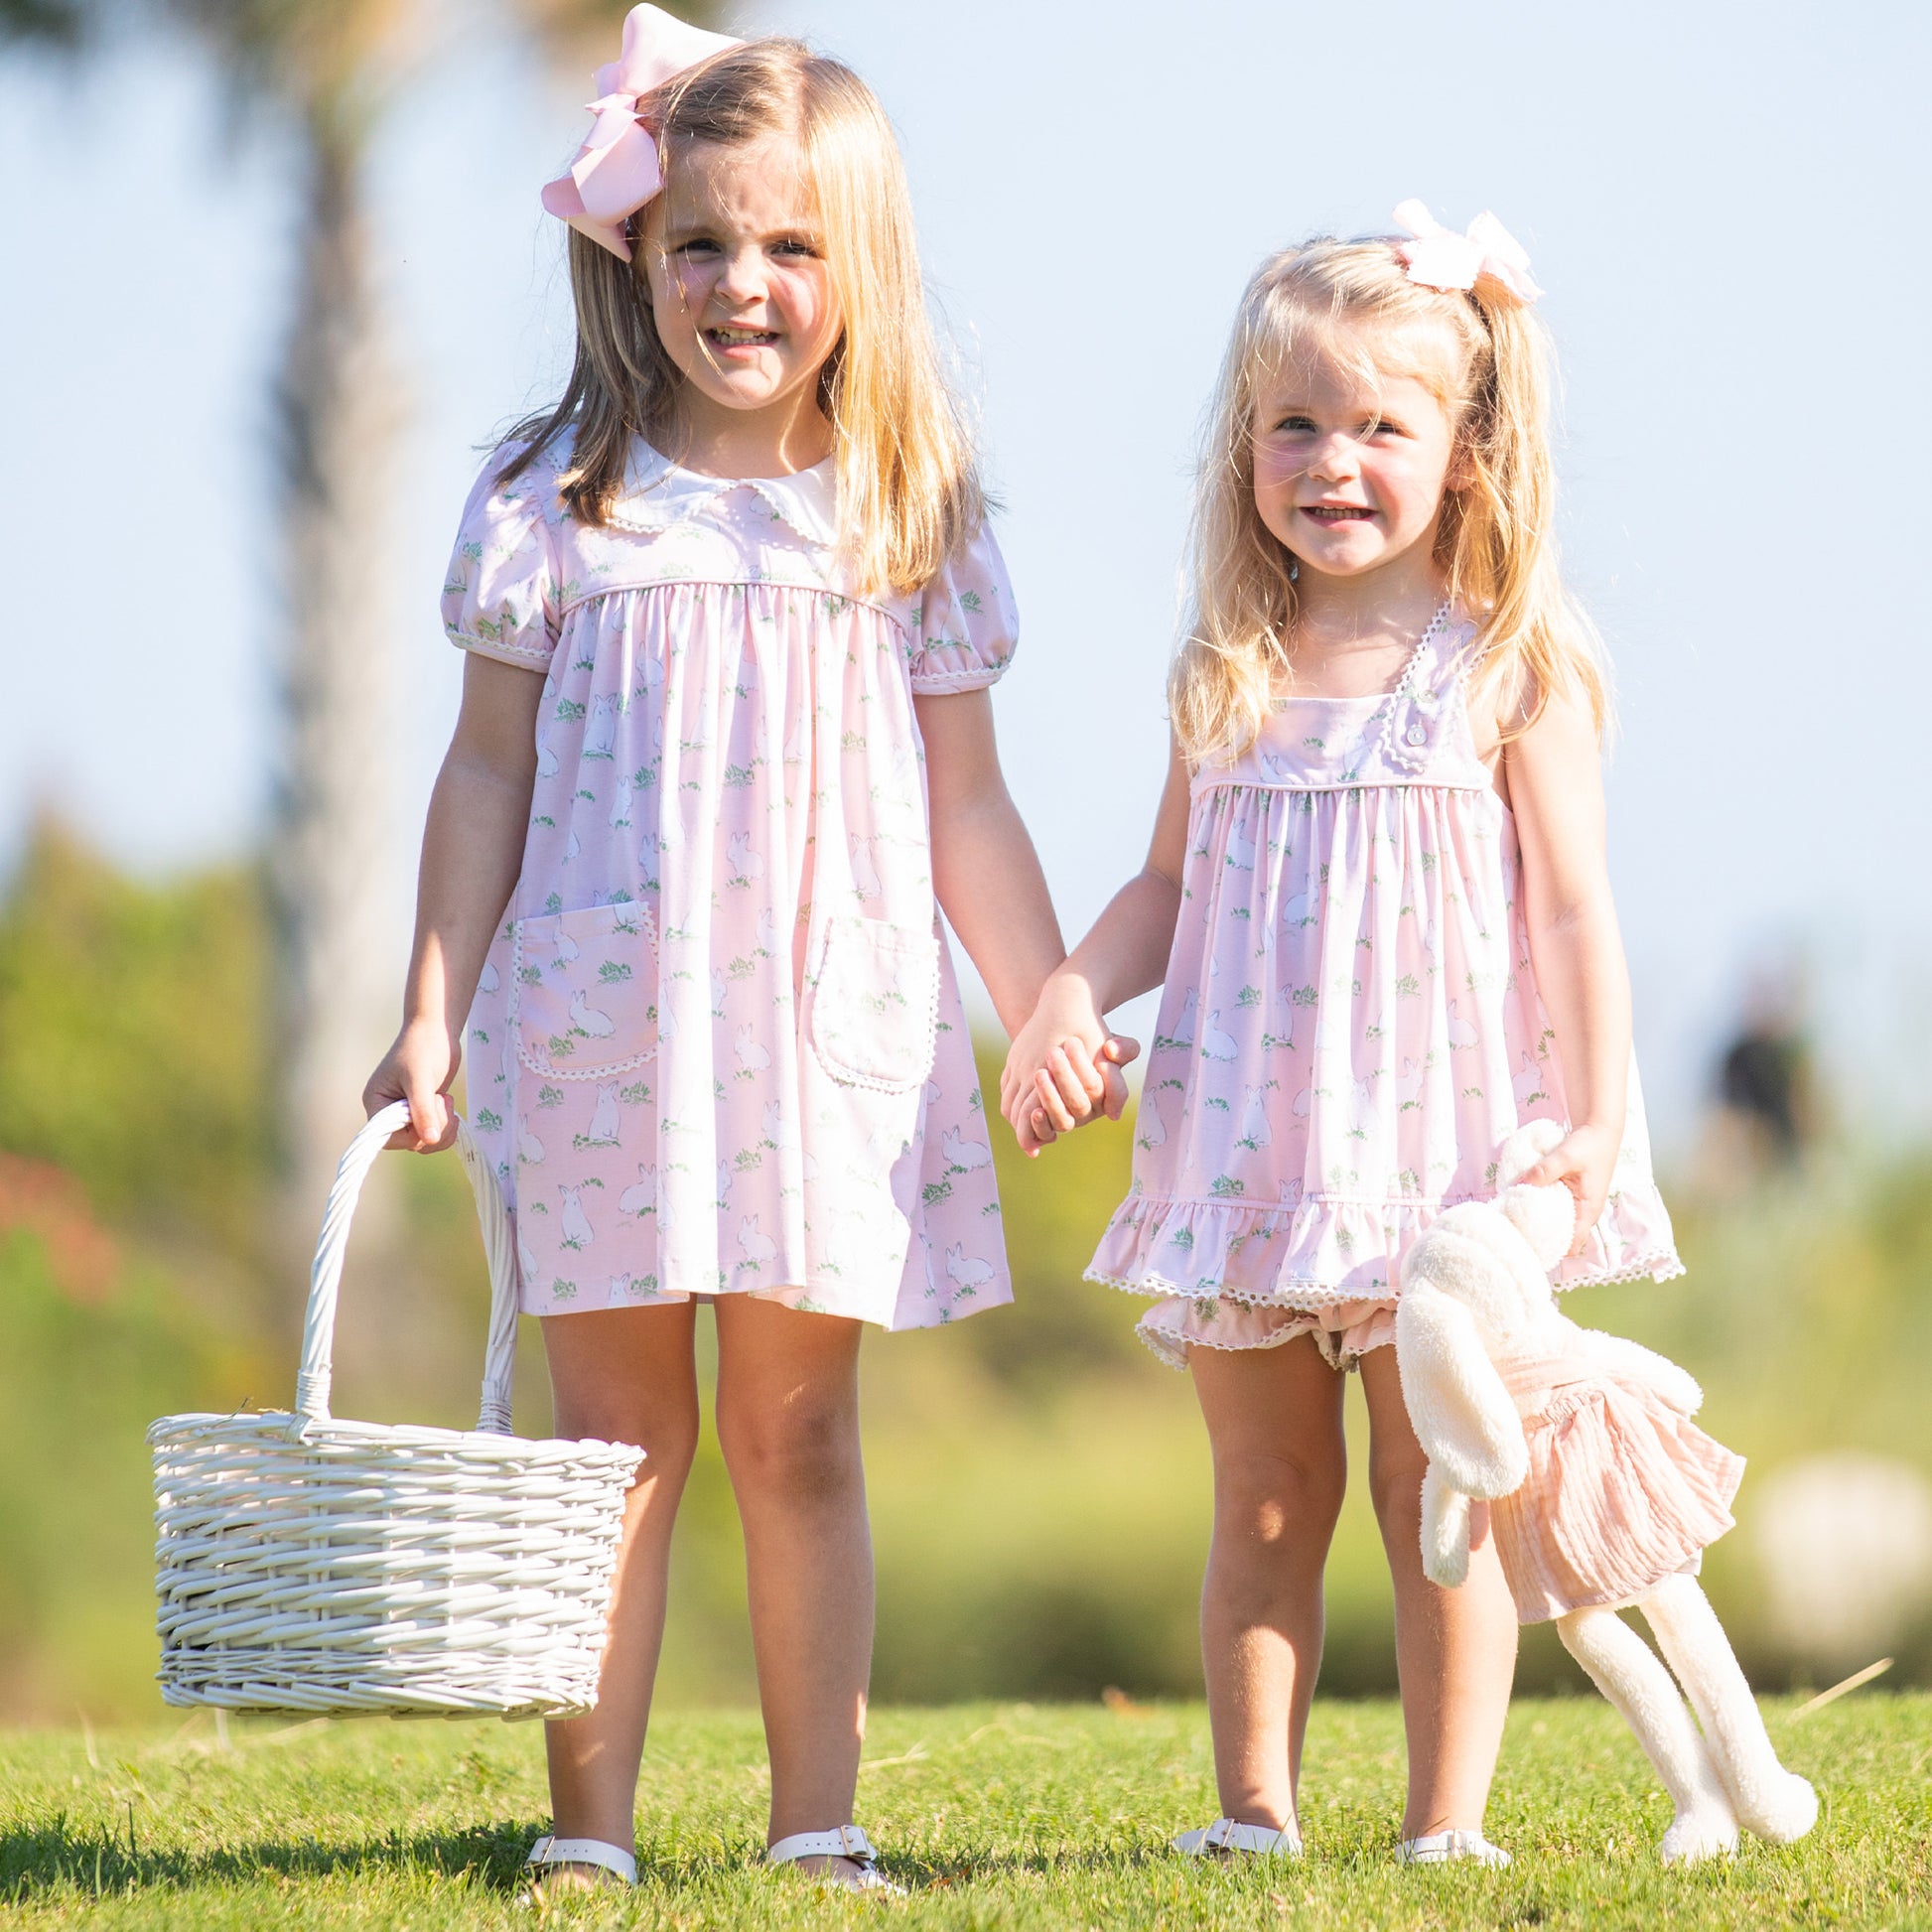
[{"xmin": 3, "ymin": 815, "xmax": 1930, "ymax": 1723}]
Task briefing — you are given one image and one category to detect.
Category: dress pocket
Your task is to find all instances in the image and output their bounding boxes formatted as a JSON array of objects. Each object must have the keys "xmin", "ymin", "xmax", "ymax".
[
  {"xmin": 807, "ymin": 915, "xmax": 939, "ymax": 1093},
  {"xmin": 510, "ymin": 900, "xmax": 659, "ymax": 1080}
]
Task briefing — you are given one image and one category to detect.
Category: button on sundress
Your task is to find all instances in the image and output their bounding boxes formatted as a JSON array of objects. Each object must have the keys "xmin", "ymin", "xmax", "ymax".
[
  {"xmin": 443, "ymin": 437, "xmax": 1017, "ymax": 1329},
  {"xmin": 1090, "ymin": 608, "xmax": 1682, "ymax": 1367}
]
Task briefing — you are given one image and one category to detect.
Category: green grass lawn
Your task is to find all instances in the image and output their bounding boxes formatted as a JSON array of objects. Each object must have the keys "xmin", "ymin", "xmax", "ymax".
[{"xmin": 3, "ymin": 1696, "xmax": 1928, "ymax": 1929}]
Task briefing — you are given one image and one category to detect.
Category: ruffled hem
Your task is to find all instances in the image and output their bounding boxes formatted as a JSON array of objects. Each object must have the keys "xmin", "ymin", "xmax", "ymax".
[{"xmin": 1089, "ymin": 1185, "xmax": 1684, "ymax": 1371}]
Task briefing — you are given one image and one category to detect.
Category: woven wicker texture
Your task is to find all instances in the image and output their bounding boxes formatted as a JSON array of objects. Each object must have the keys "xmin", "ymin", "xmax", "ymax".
[{"xmin": 150, "ymin": 1102, "xmax": 642, "ymax": 1719}]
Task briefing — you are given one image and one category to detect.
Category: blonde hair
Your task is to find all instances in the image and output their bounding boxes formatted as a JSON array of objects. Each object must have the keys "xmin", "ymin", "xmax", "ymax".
[
  {"xmin": 502, "ymin": 38, "xmax": 981, "ymax": 599},
  {"xmin": 1172, "ymin": 234, "xmax": 1608, "ymax": 765}
]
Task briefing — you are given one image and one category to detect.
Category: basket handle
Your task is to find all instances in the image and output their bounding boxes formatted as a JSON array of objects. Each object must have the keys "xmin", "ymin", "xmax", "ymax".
[{"xmin": 294, "ymin": 1100, "xmax": 520, "ymax": 1434}]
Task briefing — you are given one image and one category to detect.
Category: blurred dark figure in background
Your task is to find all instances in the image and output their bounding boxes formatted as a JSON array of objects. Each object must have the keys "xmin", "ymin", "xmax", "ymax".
[
  {"xmin": 1701, "ymin": 967, "xmax": 1819, "ymax": 1191},
  {"xmin": 1720, "ymin": 1021, "xmax": 1806, "ymax": 1161}
]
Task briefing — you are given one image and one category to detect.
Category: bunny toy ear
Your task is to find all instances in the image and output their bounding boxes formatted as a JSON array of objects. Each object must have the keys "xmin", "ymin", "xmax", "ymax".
[
  {"xmin": 1394, "ymin": 1283, "xmax": 1530, "ymax": 1501},
  {"xmin": 1421, "ymin": 1464, "xmax": 1474, "ymax": 1588}
]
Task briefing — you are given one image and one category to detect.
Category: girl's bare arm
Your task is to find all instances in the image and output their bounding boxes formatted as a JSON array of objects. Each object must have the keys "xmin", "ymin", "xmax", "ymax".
[
  {"xmin": 1502, "ymin": 680, "xmax": 1630, "ymax": 1248},
  {"xmin": 363, "ymin": 653, "xmax": 543, "ymax": 1151},
  {"xmin": 1002, "ymin": 738, "xmax": 1192, "ymax": 1145},
  {"xmin": 916, "ymin": 687, "xmax": 1071, "ymax": 1033}
]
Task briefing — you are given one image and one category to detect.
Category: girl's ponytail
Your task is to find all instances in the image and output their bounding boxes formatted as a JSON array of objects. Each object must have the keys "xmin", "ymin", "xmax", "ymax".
[{"xmin": 1445, "ymin": 295, "xmax": 1607, "ymax": 740}]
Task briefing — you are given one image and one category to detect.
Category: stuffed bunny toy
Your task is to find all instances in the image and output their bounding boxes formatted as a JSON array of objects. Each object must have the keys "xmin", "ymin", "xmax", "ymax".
[{"xmin": 1395, "ymin": 1120, "xmax": 1817, "ymax": 1864}]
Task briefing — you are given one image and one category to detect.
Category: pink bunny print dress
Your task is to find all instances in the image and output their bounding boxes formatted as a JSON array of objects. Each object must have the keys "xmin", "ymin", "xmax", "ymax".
[
  {"xmin": 1091, "ymin": 607, "xmax": 1682, "ymax": 1367},
  {"xmin": 445, "ymin": 436, "xmax": 1016, "ymax": 1329}
]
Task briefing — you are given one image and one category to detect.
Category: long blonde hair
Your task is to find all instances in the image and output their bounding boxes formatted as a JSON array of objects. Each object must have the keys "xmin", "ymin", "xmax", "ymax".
[
  {"xmin": 502, "ymin": 38, "xmax": 981, "ymax": 599},
  {"xmin": 1172, "ymin": 234, "xmax": 1607, "ymax": 765}
]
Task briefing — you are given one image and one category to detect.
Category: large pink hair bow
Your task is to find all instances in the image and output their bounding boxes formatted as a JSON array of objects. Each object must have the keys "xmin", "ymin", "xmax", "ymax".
[
  {"xmin": 1392, "ymin": 201, "xmax": 1543, "ymax": 306},
  {"xmin": 540, "ymin": 4, "xmax": 742, "ymax": 262}
]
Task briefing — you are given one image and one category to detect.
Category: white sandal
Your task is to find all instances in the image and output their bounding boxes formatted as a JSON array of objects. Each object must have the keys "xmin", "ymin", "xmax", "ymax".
[
  {"xmin": 767, "ymin": 1825, "xmax": 903, "ymax": 1895},
  {"xmin": 524, "ymin": 1834, "xmax": 637, "ymax": 1890},
  {"xmin": 1174, "ymin": 1817, "xmax": 1304, "ymax": 1858},
  {"xmin": 1395, "ymin": 1829, "xmax": 1511, "ymax": 1866}
]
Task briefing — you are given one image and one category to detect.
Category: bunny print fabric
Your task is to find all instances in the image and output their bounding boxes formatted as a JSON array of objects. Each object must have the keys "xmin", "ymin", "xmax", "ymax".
[
  {"xmin": 1093, "ymin": 611, "xmax": 1682, "ymax": 1367},
  {"xmin": 444, "ymin": 436, "xmax": 1016, "ymax": 1328}
]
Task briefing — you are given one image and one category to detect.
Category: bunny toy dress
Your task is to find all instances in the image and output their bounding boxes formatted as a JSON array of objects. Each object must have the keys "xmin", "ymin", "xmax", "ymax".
[
  {"xmin": 1091, "ymin": 604, "xmax": 1683, "ymax": 1364},
  {"xmin": 443, "ymin": 435, "xmax": 1017, "ymax": 1328}
]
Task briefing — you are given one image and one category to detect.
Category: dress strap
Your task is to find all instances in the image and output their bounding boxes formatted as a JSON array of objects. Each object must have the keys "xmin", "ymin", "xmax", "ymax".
[
  {"xmin": 1389, "ymin": 601, "xmax": 1457, "ymax": 701},
  {"xmin": 1376, "ymin": 602, "xmax": 1466, "ymax": 774}
]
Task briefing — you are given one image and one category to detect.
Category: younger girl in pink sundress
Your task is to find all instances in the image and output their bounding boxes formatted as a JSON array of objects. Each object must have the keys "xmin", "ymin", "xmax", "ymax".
[
  {"xmin": 1005, "ymin": 204, "xmax": 1681, "ymax": 1865},
  {"xmin": 365, "ymin": 13, "xmax": 1101, "ymax": 1899}
]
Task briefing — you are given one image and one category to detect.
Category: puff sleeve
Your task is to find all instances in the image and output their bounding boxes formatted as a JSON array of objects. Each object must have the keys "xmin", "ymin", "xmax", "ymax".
[
  {"xmin": 440, "ymin": 452, "xmax": 560, "ymax": 670},
  {"xmin": 909, "ymin": 521, "xmax": 1019, "ymax": 694}
]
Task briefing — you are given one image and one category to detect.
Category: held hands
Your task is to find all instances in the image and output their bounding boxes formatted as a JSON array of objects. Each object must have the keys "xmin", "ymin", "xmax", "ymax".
[
  {"xmin": 361, "ymin": 1016, "xmax": 463, "ymax": 1154},
  {"xmin": 1518, "ymin": 1119, "xmax": 1621, "ymax": 1257},
  {"xmin": 1000, "ymin": 974, "xmax": 1141, "ymax": 1158}
]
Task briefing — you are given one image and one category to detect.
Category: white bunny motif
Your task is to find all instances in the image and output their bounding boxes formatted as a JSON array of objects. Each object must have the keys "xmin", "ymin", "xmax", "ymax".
[
  {"xmin": 582, "ymin": 691, "xmax": 621, "ymax": 759},
  {"xmin": 607, "ymin": 770, "xmax": 634, "ymax": 829},
  {"xmin": 1396, "ymin": 1122, "xmax": 1816, "ymax": 1865},
  {"xmin": 1200, "ymin": 1011, "xmax": 1239, "ymax": 1061},
  {"xmin": 583, "ymin": 1082, "xmax": 621, "ymax": 1146},
  {"xmin": 944, "ymin": 1243, "xmax": 995, "ymax": 1292},
  {"xmin": 569, "ymin": 987, "xmax": 616, "ymax": 1038},
  {"xmin": 557, "ymin": 1183, "xmax": 596, "ymax": 1251},
  {"xmin": 848, "ymin": 836, "xmax": 884, "ymax": 901},
  {"xmin": 941, "ymin": 1127, "xmax": 991, "ymax": 1172}
]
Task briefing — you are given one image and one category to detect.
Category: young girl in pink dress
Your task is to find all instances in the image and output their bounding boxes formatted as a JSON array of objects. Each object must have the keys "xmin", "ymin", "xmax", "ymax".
[
  {"xmin": 1004, "ymin": 205, "xmax": 1681, "ymax": 1863},
  {"xmin": 363, "ymin": 9, "xmax": 1098, "ymax": 1897}
]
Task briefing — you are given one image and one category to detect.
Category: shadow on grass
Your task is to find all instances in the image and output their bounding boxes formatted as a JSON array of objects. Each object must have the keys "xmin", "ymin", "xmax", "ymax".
[
  {"xmin": 2, "ymin": 1817, "xmax": 1186, "ymax": 1904},
  {"xmin": 0, "ymin": 1817, "xmax": 536, "ymax": 1902}
]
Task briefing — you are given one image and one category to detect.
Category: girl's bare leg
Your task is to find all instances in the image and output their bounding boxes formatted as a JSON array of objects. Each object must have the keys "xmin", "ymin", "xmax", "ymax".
[
  {"xmin": 1190, "ymin": 1333, "xmax": 1348, "ymax": 1835},
  {"xmin": 712, "ymin": 1296, "xmax": 873, "ymax": 1864},
  {"xmin": 541, "ymin": 1301, "xmax": 703, "ymax": 1858},
  {"xmin": 1360, "ymin": 1345, "xmax": 1517, "ymax": 1838}
]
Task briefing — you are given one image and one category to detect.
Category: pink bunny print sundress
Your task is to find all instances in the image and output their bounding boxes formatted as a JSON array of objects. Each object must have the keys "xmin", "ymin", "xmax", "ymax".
[
  {"xmin": 1090, "ymin": 606, "xmax": 1682, "ymax": 1367},
  {"xmin": 444, "ymin": 436, "xmax": 1015, "ymax": 1328}
]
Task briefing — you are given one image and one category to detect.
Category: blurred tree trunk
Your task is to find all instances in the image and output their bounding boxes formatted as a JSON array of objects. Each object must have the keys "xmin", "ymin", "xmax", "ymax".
[
  {"xmin": 3, "ymin": 0, "xmax": 409, "ymax": 1338},
  {"xmin": 267, "ymin": 121, "xmax": 402, "ymax": 1308}
]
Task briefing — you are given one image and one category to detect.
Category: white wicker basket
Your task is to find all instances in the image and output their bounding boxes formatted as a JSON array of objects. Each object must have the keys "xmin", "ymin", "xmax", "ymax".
[{"xmin": 149, "ymin": 1100, "xmax": 641, "ymax": 1719}]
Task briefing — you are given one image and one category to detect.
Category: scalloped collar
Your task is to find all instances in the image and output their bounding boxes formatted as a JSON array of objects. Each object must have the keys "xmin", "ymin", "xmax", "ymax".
[{"xmin": 608, "ymin": 440, "xmax": 837, "ymax": 549}]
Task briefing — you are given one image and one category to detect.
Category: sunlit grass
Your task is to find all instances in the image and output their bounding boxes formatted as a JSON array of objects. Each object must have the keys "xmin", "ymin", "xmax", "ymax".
[{"xmin": 3, "ymin": 1695, "xmax": 1926, "ymax": 1928}]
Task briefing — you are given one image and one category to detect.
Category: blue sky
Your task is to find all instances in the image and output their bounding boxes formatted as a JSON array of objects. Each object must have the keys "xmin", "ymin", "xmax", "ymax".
[{"xmin": 4, "ymin": 0, "xmax": 1929, "ymax": 1145}]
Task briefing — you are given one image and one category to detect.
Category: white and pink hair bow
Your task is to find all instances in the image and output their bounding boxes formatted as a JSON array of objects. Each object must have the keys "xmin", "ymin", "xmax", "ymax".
[
  {"xmin": 1391, "ymin": 201, "xmax": 1543, "ymax": 306},
  {"xmin": 540, "ymin": 3, "xmax": 743, "ymax": 262}
]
